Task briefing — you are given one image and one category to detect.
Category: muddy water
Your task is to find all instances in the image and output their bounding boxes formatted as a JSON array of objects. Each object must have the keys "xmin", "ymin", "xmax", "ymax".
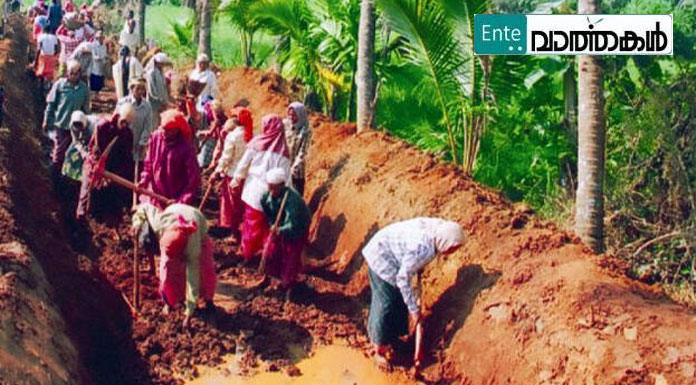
[{"xmin": 185, "ymin": 342, "xmax": 417, "ymax": 385}]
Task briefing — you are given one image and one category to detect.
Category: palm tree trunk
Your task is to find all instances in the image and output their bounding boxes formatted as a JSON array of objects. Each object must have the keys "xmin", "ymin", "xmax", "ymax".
[
  {"xmin": 137, "ymin": 0, "xmax": 146, "ymax": 47},
  {"xmin": 356, "ymin": 0, "xmax": 376, "ymax": 133},
  {"xmin": 198, "ymin": 0, "xmax": 212, "ymax": 58},
  {"xmin": 575, "ymin": 0, "xmax": 606, "ymax": 253},
  {"xmin": 192, "ymin": 0, "xmax": 202, "ymax": 48},
  {"xmin": 562, "ymin": 57, "xmax": 578, "ymax": 195}
]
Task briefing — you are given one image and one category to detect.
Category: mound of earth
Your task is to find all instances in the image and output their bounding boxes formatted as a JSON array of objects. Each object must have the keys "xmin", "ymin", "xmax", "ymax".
[
  {"xmin": 217, "ymin": 68, "xmax": 696, "ymax": 384},
  {"xmin": 0, "ymin": 28, "xmax": 86, "ymax": 385}
]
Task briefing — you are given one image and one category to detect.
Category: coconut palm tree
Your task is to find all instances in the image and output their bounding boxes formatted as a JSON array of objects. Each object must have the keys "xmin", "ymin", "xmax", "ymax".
[
  {"xmin": 198, "ymin": 0, "xmax": 213, "ymax": 57},
  {"xmin": 137, "ymin": 0, "xmax": 146, "ymax": 46},
  {"xmin": 376, "ymin": 0, "xmax": 492, "ymax": 172},
  {"xmin": 575, "ymin": 0, "xmax": 605, "ymax": 253},
  {"xmin": 357, "ymin": 0, "xmax": 376, "ymax": 132}
]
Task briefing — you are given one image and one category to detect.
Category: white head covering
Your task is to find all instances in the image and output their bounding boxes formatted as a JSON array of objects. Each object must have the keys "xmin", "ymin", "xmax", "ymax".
[
  {"xmin": 154, "ymin": 52, "xmax": 172, "ymax": 64},
  {"xmin": 266, "ymin": 167, "xmax": 287, "ymax": 185},
  {"xmin": 288, "ymin": 101, "xmax": 308, "ymax": 130},
  {"xmin": 117, "ymin": 102, "xmax": 136, "ymax": 123},
  {"xmin": 70, "ymin": 110, "xmax": 88, "ymax": 127},
  {"xmin": 197, "ymin": 53, "xmax": 210, "ymax": 63},
  {"xmin": 66, "ymin": 59, "xmax": 82, "ymax": 74},
  {"xmin": 432, "ymin": 220, "xmax": 465, "ymax": 253}
]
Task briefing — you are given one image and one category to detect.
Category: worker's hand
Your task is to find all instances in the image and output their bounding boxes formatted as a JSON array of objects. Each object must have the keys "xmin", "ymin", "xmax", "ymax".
[
  {"xmin": 137, "ymin": 179, "xmax": 147, "ymax": 190},
  {"xmin": 41, "ymin": 122, "xmax": 49, "ymax": 132}
]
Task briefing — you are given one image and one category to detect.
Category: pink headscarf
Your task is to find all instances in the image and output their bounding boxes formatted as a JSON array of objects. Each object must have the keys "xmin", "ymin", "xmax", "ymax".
[{"xmin": 247, "ymin": 114, "xmax": 288, "ymax": 156}]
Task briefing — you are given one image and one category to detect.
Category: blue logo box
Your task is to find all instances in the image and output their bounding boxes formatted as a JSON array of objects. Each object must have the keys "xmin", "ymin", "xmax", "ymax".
[{"xmin": 474, "ymin": 14, "xmax": 527, "ymax": 55}]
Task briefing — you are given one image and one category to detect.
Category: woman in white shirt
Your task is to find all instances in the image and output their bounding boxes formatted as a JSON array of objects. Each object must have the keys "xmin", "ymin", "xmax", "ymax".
[
  {"xmin": 232, "ymin": 114, "xmax": 290, "ymax": 260},
  {"xmin": 213, "ymin": 107, "xmax": 254, "ymax": 241}
]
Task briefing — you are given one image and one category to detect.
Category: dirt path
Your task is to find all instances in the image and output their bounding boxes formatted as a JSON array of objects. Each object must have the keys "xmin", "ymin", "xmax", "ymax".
[{"xmin": 2, "ymin": 18, "xmax": 696, "ymax": 385}]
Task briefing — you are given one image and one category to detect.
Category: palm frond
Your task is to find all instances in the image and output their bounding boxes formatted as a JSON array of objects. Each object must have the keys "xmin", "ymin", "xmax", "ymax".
[{"xmin": 377, "ymin": 0, "xmax": 468, "ymax": 159}]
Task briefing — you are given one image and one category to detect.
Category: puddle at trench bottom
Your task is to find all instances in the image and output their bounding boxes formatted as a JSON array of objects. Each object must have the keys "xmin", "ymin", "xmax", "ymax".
[{"xmin": 184, "ymin": 342, "xmax": 417, "ymax": 385}]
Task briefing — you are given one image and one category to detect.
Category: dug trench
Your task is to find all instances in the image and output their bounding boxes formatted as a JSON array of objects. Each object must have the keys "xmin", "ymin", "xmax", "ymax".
[{"xmin": 3, "ymin": 20, "xmax": 696, "ymax": 385}]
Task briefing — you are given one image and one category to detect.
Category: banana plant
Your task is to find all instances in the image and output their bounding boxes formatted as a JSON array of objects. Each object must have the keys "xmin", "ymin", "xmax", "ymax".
[
  {"xmin": 224, "ymin": 0, "xmax": 260, "ymax": 67},
  {"xmin": 250, "ymin": 0, "xmax": 359, "ymax": 119}
]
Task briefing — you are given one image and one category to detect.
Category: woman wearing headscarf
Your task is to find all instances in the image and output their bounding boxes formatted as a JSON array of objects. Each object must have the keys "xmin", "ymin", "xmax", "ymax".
[
  {"xmin": 138, "ymin": 109, "xmax": 200, "ymax": 209},
  {"xmin": 232, "ymin": 114, "xmax": 290, "ymax": 261},
  {"xmin": 362, "ymin": 218, "xmax": 465, "ymax": 369},
  {"xmin": 132, "ymin": 202, "xmax": 216, "ymax": 328},
  {"xmin": 284, "ymin": 102, "xmax": 311, "ymax": 195},
  {"xmin": 213, "ymin": 107, "xmax": 253, "ymax": 239},
  {"xmin": 76, "ymin": 103, "xmax": 136, "ymax": 221},
  {"xmin": 62, "ymin": 110, "xmax": 98, "ymax": 182}
]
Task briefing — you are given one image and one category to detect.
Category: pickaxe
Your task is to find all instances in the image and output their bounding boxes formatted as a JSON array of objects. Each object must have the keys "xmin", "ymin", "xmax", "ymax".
[
  {"xmin": 89, "ymin": 137, "xmax": 173, "ymax": 311},
  {"xmin": 88, "ymin": 137, "xmax": 173, "ymax": 206}
]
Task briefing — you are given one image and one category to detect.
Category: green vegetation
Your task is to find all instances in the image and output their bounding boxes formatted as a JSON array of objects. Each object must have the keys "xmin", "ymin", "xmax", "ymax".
[
  {"xmin": 144, "ymin": 4, "xmax": 275, "ymax": 67},
  {"xmin": 141, "ymin": 0, "xmax": 696, "ymax": 301}
]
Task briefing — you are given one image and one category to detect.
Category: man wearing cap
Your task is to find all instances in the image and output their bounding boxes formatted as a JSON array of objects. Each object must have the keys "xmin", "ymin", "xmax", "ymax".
[
  {"xmin": 76, "ymin": 103, "xmax": 136, "ymax": 221},
  {"xmin": 362, "ymin": 218, "xmax": 465, "ymax": 370},
  {"xmin": 188, "ymin": 53, "xmax": 219, "ymax": 113},
  {"xmin": 117, "ymin": 77, "xmax": 153, "ymax": 163},
  {"xmin": 145, "ymin": 52, "xmax": 172, "ymax": 128},
  {"xmin": 260, "ymin": 167, "xmax": 311, "ymax": 301},
  {"xmin": 112, "ymin": 45, "xmax": 143, "ymax": 100},
  {"xmin": 43, "ymin": 59, "xmax": 90, "ymax": 180},
  {"xmin": 138, "ymin": 109, "xmax": 201, "ymax": 209}
]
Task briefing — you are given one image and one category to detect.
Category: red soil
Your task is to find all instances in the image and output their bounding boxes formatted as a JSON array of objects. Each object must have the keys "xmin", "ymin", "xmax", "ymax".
[{"xmin": 216, "ymin": 68, "xmax": 696, "ymax": 384}]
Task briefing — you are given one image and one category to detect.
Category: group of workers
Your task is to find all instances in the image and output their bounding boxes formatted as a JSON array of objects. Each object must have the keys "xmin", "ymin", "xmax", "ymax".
[{"xmin": 24, "ymin": 0, "xmax": 467, "ymax": 370}]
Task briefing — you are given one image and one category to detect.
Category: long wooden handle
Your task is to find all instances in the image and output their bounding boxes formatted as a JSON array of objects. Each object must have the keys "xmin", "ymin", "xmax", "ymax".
[
  {"xmin": 104, "ymin": 170, "xmax": 171, "ymax": 204},
  {"xmin": 198, "ymin": 178, "xmax": 218, "ymax": 210},
  {"xmin": 272, "ymin": 191, "xmax": 290, "ymax": 229},
  {"xmin": 133, "ymin": 234, "xmax": 140, "ymax": 312}
]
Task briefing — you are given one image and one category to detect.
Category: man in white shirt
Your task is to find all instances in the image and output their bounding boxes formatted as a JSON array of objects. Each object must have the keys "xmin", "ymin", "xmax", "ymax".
[
  {"xmin": 34, "ymin": 27, "xmax": 59, "ymax": 85},
  {"xmin": 119, "ymin": 18, "xmax": 139, "ymax": 54},
  {"xmin": 188, "ymin": 53, "xmax": 219, "ymax": 113},
  {"xmin": 88, "ymin": 31, "xmax": 109, "ymax": 93}
]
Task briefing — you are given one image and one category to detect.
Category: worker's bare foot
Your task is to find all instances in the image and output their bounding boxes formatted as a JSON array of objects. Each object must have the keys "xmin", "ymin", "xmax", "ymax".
[
  {"xmin": 373, "ymin": 353, "xmax": 393, "ymax": 372},
  {"xmin": 182, "ymin": 315, "xmax": 190, "ymax": 329},
  {"xmin": 161, "ymin": 304, "xmax": 170, "ymax": 315},
  {"xmin": 284, "ymin": 287, "xmax": 293, "ymax": 303}
]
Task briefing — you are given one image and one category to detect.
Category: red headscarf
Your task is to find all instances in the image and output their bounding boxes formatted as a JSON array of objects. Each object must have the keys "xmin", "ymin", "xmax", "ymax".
[
  {"xmin": 235, "ymin": 107, "xmax": 253, "ymax": 143},
  {"xmin": 247, "ymin": 114, "xmax": 288, "ymax": 156},
  {"xmin": 160, "ymin": 109, "xmax": 193, "ymax": 141},
  {"xmin": 160, "ymin": 216, "xmax": 197, "ymax": 259}
]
